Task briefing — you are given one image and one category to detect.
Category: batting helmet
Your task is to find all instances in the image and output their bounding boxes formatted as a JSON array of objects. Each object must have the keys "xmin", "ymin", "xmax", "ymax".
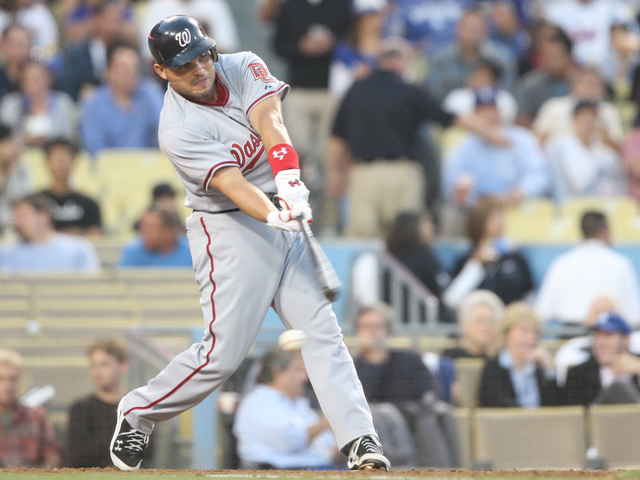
[{"xmin": 148, "ymin": 15, "xmax": 218, "ymax": 68}]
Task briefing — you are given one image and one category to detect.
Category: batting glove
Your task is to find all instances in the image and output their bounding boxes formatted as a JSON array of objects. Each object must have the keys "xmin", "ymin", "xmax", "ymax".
[
  {"xmin": 266, "ymin": 203, "xmax": 312, "ymax": 232},
  {"xmin": 274, "ymin": 170, "xmax": 313, "ymax": 221}
]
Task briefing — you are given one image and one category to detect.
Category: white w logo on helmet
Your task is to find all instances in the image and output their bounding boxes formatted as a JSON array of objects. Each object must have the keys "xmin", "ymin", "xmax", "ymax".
[{"xmin": 175, "ymin": 28, "xmax": 191, "ymax": 47}]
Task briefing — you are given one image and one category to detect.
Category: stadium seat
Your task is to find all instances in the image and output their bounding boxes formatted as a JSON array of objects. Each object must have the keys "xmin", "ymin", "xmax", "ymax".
[
  {"xmin": 34, "ymin": 298, "xmax": 136, "ymax": 319},
  {"xmin": 95, "ymin": 149, "xmax": 190, "ymax": 238},
  {"xmin": 504, "ymin": 199, "xmax": 556, "ymax": 243},
  {"xmin": 453, "ymin": 358, "xmax": 485, "ymax": 408},
  {"xmin": 0, "ymin": 298, "xmax": 32, "ymax": 319},
  {"xmin": 558, "ymin": 197, "xmax": 640, "ymax": 243},
  {"xmin": 130, "ymin": 282, "xmax": 201, "ymax": 301},
  {"xmin": 453, "ymin": 408, "xmax": 472, "ymax": 469},
  {"xmin": 33, "ymin": 282, "xmax": 129, "ymax": 300},
  {"xmin": 118, "ymin": 268, "xmax": 197, "ymax": 284},
  {"xmin": 473, "ymin": 406, "xmax": 587, "ymax": 469},
  {"xmin": 22, "ymin": 147, "xmax": 99, "ymax": 196},
  {"xmin": 588, "ymin": 404, "xmax": 640, "ymax": 468}
]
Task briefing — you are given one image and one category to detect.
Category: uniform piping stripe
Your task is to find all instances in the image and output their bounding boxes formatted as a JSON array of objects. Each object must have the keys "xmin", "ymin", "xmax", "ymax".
[
  {"xmin": 245, "ymin": 84, "xmax": 288, "ymax": 116},
  {"xmin": 241, "ymin": 145, "xmax": 265, "ymax": 173},
  {"xmin": 124, "ymin": 217, "xmax": 218, "ymax": 417},
  {"xmin": 203, "ymin": 161, "xmax": 239, "ymax": 189}
]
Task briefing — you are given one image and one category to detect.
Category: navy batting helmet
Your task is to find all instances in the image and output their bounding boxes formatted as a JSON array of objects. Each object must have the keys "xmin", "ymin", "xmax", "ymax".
[{"xmin": 148, "ymin": 15, "xmax": 218, "ymax": 68}]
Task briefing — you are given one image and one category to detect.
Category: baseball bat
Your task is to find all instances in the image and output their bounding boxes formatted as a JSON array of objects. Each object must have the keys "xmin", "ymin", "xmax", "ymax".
[{"xmin": 298, "ymin": 218, "xmax": 342, "ymax": 302}]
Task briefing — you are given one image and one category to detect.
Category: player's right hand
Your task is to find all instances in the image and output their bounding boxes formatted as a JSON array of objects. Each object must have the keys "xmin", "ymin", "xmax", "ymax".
[{"xmin": 266, "ymin": 204, "xmax": 312, "ymax": 231}]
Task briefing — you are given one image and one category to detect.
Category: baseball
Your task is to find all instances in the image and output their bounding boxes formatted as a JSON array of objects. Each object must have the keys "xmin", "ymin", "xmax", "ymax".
[{"xmin": 278, "ymin": 329, "xmax": 307, "ymax": 352}]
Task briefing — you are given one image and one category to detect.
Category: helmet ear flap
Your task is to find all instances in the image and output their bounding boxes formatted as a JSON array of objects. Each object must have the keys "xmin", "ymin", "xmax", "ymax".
[{"xmin": 210, "ymin": 44, "xmax": 218, "ymax": 63}]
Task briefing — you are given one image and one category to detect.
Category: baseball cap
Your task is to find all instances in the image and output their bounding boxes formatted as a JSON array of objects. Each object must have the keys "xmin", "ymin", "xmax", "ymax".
[
  {"xmin": 152, "ymin": 183, "xmax": 177, "ymax": 199},
  {"xmin": 593, "ymin": 312, "xmax": 632, "ymax": 335},
  {"xmin": 474, "ymin": 87, "xmax": 498, "ymax": 107}
]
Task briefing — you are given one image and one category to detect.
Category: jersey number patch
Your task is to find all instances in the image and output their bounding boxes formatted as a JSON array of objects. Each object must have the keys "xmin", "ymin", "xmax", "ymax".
[{"xmin": 249, "ymin": 63, "xmax": 275, "ymax": 83}]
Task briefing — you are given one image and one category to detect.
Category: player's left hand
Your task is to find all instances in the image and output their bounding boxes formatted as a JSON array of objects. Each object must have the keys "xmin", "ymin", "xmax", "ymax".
[{"xmin": 274, "ymin": 170, "xmax": 313, "ymax": 221}]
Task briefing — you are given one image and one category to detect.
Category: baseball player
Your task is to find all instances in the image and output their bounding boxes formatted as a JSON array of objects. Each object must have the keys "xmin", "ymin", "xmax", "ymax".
[{"xmin": 109, "ymin": 15, "xmax": 390, "ymax": 472}]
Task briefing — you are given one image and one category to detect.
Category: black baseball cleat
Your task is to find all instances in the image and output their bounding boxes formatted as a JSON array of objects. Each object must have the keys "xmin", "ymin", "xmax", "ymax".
[
  {"xmin": 347, "ymin": 435, "xmax": 390, "ymax": 471},
  {"xmin": 110, "ymin": 399, "xmax": 149, "ymax": 471}
]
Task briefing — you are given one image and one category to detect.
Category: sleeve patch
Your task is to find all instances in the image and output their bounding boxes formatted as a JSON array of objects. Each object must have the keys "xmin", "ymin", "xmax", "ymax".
[{"xmin": 249, "ymin": 63, "xmax": 275, "ymax": 83}]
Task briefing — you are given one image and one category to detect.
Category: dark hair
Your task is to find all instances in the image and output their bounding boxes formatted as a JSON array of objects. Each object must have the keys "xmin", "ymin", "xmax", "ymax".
[
  {"xmin": 43, "ymin": 137, "xmax": 79, "ymax": 158},
  {"xmin": 147, "ymin": 203, "xmax": 181, "ymax": 229},
  {"xmin": 256, "ymin": 348, "xmax": 296, "ymax": 384},
  {"xmin": 386, "ymin": 211, "xmax": 430, "ymax": 258},
  {"xmin": 549, "ymin": 26, "xmax": 573, "ymax": 55},
  {"xmin": 475, "ymin": 58, "xmax": 503, "ymax": 83},
  {"xmin": 573, "ymin": 99, "xmax": 598, "ymax": 117},
  {"xmin": 0, "ymin": 123, "xmax": 14, "ymax": 142},
  {"xmin": 580, "ymin": 210, "xmax": 608, "ymax": 239},
  {"xmin": 87, "ymin": 338, "xmax": 129, "ymax": 363},
  {"xmin": 12, "ymin": 193, "xmax": 54, "ymax": 214},
  {"xmin": 466, "ymin": 197, "xmax": 504, "ymax": 246},
  {"xmin": 152, "ymin": 183, "xmax": 177, "ymax": 200},
  {"xmin": 106, "ymin": 41, "xmax": 139, "ymax": 68},
  {"xmin": 355, "ymin": 303, "xmax": 396, "ymax": 335}
]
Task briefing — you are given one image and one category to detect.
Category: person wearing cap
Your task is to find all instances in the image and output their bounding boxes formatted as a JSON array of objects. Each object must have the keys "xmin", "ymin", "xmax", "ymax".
[
  {"xmin": 443, "ymin": 86, "xmax": 550, "ymax": 210},
  {"xmin": 80, "ymin": 42, "xmax": 164, "ymax": 157},
  {"xmin": 327, "ymin": 37, "xmax": 512, "ymax": 238},
  {"xmin": 563, "ymin": 312, "xmax": 640, "ymax": 406},
  {"xmin": 545, "ymin": 100, "xmax": 624, "ymax": 202}
]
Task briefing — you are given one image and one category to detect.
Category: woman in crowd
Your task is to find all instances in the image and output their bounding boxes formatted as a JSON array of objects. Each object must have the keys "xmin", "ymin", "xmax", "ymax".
[
  {"xmin": 0, "ymin": 60, "xmax": 77, "ymax": 146},
  {"xmin": 450, "ymin": 197, "xmax": 534, "ymax": 306},
  {"xmin": 479, "ymin": 302, "xmax": 558, "ymax": 408}
]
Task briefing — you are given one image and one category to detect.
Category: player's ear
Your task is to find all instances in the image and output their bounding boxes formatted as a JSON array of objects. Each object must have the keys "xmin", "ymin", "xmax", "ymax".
[{"xmin": 153, "ymin": 63, "xmax": 168, "ymax": 80}]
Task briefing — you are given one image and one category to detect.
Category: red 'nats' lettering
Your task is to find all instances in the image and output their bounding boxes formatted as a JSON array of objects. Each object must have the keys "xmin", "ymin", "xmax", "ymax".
[
  {"xmin": 249, "ymin": 63, "xmax": 274, "ymax": 83},
  {"xmin": 229, "ymin": 134, "xmax": 264, "ymax": 173}
]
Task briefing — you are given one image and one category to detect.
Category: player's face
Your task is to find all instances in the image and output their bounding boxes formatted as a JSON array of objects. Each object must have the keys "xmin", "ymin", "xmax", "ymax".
[
  {"xmin": 0, "ymin": 363, "xmax": 20, "ymax": 408},
  {"xmin": 89, "ymin": 349, "xmax": 128, "ymax": 393},
  {"xmin": 155, "ymin": 52, "xmax": 216, "ymax": 101}
]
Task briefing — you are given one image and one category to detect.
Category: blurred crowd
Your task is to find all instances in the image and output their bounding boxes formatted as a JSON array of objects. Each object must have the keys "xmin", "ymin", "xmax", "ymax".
[{"xmin": 3, "ymin": 0, "xmax": 640, "ymax": 471}]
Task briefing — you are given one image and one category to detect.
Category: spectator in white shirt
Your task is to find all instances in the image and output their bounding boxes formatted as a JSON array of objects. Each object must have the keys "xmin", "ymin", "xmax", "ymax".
[
  {"xmin": 534, "ymin": 67, "xmax": 624, "ymax": 148},
  {"xmin": 535, "ymin": 211, "xmax": 640, "ymax": 327},
  {"xmin": 233, "ymin": 349, "xmax": 336, "ymax": 470},
  {"xmin": 0, "ymin": 193, "xmax": 100, "ymax": 273},
  {"xmin": 545, "ymin": 100, "xmax": 625, "ymax": 201}
]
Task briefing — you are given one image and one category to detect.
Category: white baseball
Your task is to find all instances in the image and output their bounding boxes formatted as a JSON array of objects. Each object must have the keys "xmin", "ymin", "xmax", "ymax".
[{"xmin": 278, "ymin": 329, "xmax": 307, "ymax": 352}]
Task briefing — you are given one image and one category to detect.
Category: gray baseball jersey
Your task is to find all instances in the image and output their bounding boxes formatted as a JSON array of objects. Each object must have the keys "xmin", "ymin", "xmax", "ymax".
[
  {"xmin": 159, "ymin": 52, "xmax": 288, "ymax": 212},
  {"xmin": 120, "ymin": 52, "xmax": 377, "ymax": 454}
]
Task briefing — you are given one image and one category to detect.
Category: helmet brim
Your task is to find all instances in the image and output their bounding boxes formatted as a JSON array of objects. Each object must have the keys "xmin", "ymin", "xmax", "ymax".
[{"xmin": 164, "ymin": 37, "xmax": 216, "ymax": 68}]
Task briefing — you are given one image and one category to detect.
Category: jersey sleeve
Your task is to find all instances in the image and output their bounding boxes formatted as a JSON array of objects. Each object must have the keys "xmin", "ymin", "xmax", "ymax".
[
  {"xmin": 238, "ymin": 52, "xmax": 289, "ymax": 117},
  {"xmin": 159, "ymin": 126, "xmax": 239, "ymax": 192}
]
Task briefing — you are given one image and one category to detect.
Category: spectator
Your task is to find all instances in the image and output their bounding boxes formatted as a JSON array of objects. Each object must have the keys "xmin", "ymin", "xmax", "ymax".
[
  {"xmin": 80, "ymin": 43, "xmax": 163, "ymax": 157},
  {"xmin": 603, "ymin": 22, "xmax": 640, "ymax": 95},
  {"xmin": 327, "ymin": 39, "xmax": 509, "ymax": 238},
  {"xmin": 233, "ymin": 349, "xmax": 336, "ymax": 469},
  {"xmin": 0, "ymin": 123, "xmax": 29, "ymax": 235},
  {"xmin": 151, "ymin": 182, "xmax": 179, "ymax": 215},
  {"xmin": 38, "ymin": 139, "xmax": 102, "ymax": 236},
  {"xmin": 443, "ymin": 88, "xmax": 550, "ymax": 209},
  {"xmin": 442, "ymin": 290, "xmax": 505, "ymax": 360},
  {"xmin": 514, "ymin": 29, "xmax": 575, "ymax": 126},
  {"xmin": 385, "ymin": 0, "xmax": 470, "ymax": 53},
  {"xmin": 479, "ymin": 302, "xmax": 558, "ymax": 408},
  {"xmin": 55, "ymin": 0, "xmax": 133, "ymax": 101},
  {"xmin": 140, "ymin": 0, "xmax": 238, "ymax": 66},
  {"xmin": 60, "ymin": 0, "xmax": 136, "ymax": 47},
  {"xmin": 0, "ymin": 348, "xmax": 61, "ymax": 468},
  {"xmin": 443, "ymin": 59, "xmax": 518, "ymax": 124},
  {"xmin": 488, "ymin": 0, "xmax": 530, "ymax": 61},
  {"xmin": 0, "ymin": 193, "xmax": 100, "ymax": 273},
  {"xmin": 427, "ymin": 8, "xmax": 516, "ymax": 103},
  {"xmin": 542, "ymin": 0, "xmax": 639, "ymax": 76},
  {"xmin": 621, "ymin": 122, "xmax": 640, "ymax": 202},
  {"xmin": 535, "ymin": 211, "xmax": 640, "ymax": 327},
  {"xmin": 0, "ymin": 0, "xmax": 58, "ymax": 60},
  {"xmin": 120, "ymin": 204, "xmax": 191, "ymax": 268},
  {"xmin": 67, "ymin": 339, "xmax": 129, "ymax": 468},
  {"xmin": 449, "ymin": 198, "xmax": 535, "ymax": 306},
  {"xmin": 0, "ymin": 24, "xmax": 32, "ymax": 98},
  {"xmin": 545, "ymin": 101, "xmax": 624, "ymax": 202},
  {"xmin": 534, "ymin": 67, "xmax": 623, "ymax": 148},
  {"xmin": 352, "ymin": 303, "xmax": 459, "ymax": 468},
  {"xmin": 563, "ymin": 313, "xmax": 640, "ymax": 406},
  {"xmin": 0, "ymin": 61, "xmax": 78, "ymax": 146}
]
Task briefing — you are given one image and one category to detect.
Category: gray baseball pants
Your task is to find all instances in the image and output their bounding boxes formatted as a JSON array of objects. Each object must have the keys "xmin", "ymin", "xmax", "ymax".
[{"xmin": 121, "ymin": 211, "xmax": 376, "ymax": 451}]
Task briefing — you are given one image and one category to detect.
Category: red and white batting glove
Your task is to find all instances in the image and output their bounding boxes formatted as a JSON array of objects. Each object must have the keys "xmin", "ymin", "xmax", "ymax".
[
  {"xmin": 274, "ymin": 170, "xmax": 313, "ymax": 222},
  {"xmin": 266, "ymin": 203, "xmax": 312, "ymax": 232}
]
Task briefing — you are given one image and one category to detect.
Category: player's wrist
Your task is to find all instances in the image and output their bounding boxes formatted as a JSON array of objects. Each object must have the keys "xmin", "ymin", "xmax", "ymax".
[{"xmin": 268, "ymin": 144, "xmax": 299, "ymax": 176}]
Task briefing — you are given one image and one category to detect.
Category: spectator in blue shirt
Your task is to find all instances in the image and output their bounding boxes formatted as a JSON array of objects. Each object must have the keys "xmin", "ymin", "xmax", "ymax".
[
  {"xmin": 120, "ymin": 204, "xmax": 191, "ymax": 268},
  {"xmin": 443, "ymin": 88, "xmax": 550, "ymax": 208},
  {"xmin": 80, "ymin": 42, "xmax": 164, "ymax": 157},
  {"xmin": 0, "ymin": 193, "xmax": 100, "ymax": 273}
]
